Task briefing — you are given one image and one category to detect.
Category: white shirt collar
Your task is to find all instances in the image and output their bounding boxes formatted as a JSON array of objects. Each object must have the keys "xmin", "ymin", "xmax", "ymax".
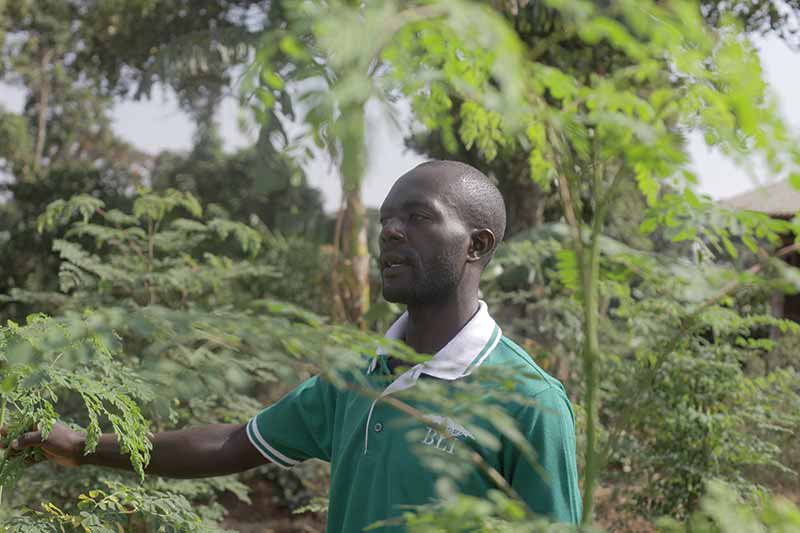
[{"xmin": 370, "ymin": 300, "xmax": 502, "ymax": 381}]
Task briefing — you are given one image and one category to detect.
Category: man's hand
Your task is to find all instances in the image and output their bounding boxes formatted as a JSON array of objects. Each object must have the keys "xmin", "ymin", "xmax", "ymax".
[
  {"xmin": 1, "ymin": 422, "xmax": 267, "ymax": 477},
  {"xmin": 1, "ymin": 422, "xmax": 85, "ymax": 468}
]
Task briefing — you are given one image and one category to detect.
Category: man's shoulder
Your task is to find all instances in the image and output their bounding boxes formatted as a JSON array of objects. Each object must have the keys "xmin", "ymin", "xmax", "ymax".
[{"xmin": 482, "ymin": 335, "xmax": 568, "ymax": 399}]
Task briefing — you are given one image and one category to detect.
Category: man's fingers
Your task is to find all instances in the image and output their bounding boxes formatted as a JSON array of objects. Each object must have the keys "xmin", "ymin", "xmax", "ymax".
[
  {"xmin": 2, "ymin": 425, "xmax": 43, "ymax": 449},
  {"xmin": 11, "ymin": 430, "xmax": 43, "ymax": 450}
]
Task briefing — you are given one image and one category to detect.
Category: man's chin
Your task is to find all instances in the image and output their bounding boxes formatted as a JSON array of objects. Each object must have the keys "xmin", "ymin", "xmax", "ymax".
[{"xmin": 381, "ymin": 286, "xmax": 414, "ymax": 305}]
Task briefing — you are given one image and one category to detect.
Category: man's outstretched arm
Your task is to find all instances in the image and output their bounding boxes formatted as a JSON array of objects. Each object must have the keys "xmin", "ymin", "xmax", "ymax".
[{"xmin": 5, "ymin": 422, "xmax": 269, "ymax": 478}]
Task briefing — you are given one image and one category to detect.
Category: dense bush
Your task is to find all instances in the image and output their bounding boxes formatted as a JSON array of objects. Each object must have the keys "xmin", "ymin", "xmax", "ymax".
[
  {"xmin": 0, "ymin": 190, "xmax": 337, "ymax": 529},
  {"xmin": 482, "ymin": 224, "xmax": 800, "ymax": 520}
]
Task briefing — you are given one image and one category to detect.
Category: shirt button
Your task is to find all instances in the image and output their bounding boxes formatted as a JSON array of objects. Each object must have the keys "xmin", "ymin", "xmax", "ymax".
[{"xmin": 374, "ymin": 422, "xmax": 383, "ymax": 433}]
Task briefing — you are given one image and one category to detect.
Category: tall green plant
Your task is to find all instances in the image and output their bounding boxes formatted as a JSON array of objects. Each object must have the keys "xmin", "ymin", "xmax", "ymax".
[
  {"xmin": 0, "ymin": 314, "xmax": 152, "ymax": 495},
  {"xmin": 378, "ymin": 0, "xmax": 800, "ymax": 523}
]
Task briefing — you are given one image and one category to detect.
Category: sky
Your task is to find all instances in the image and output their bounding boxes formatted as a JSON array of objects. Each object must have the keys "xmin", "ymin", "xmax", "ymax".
[{"xmin": 1, "ymin": 35, "xmax": 798, "ymax": 212}]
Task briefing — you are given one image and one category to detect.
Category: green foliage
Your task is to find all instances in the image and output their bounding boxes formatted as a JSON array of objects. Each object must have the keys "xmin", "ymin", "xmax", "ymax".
[
  {"xmin": 1, "ymin": 189, "xmax": 340, "ymax": 528},
  {"xmin": 0, "ymin": 107, "xmax": 33, "ymax": 170},
  {"xmin": 379, "ymin": 0, "xmax": 800, "ymax": 524},
  {"xmin": 3, "ymin": 480, "xmax": 219, "ymax": 532},
  {"xmin": 0, "ymin": 0, "xmax": 326, "ymax": 326},
  {"xmin": 8, "ymin": 192, "xmax": 595, "ymax": 531},
  {"xmin": 659, "ymin": 480, "xmax": 800, "ymax": 533},
  {"xmin": 393, "ymin": 480, "xmax": 800, "ymax": 533},
  {"xmin": 150, "ymin": 142, "xmax": 328, "ymax": 241},
  {"xmin": 481, "ymin": 223, "xmax": 800, "ymax": 521},
  {"xmin": 251, "ymin": 0, "xmax": 800, "ymax": 525},
  {"xmin": 30, "ymin": 190, "xmax": 276, "ymax": 310},
  {"xmin": 2, "ymin": 1, "xmax": 800, "ymax": 531},
  {"xmin": 386, "ymin": 490, "xmax": 575, "ymax": 533},
  {"xmin": 607, "ymin": 311, "xmax": 800, "ymax": 517},
  {"xmin": 0, "ymin": 313, "xmax": 153, "ymax": 484}
]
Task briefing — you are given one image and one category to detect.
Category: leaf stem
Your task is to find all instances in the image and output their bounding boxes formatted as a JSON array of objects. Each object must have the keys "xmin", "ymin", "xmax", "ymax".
[{"xmin": 0, "ymin": 395, "xmax": 7, "ymax": 506}]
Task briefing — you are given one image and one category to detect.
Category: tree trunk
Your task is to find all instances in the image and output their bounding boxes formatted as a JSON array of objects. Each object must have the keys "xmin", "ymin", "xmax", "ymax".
[
  {"xmin": 331, "ymin": 104, "xmax": 369, "ymax": 327},
  {"xmin": 332, "ymin": 189, "xmax": 370, "ymax": 327},
  {"xmin": 580, "ymin": 224, "xmax": 602, "ymax": 525},
  {"xmin": 34, "ymin": 48, "xmax": 52, "ymax": 173}
]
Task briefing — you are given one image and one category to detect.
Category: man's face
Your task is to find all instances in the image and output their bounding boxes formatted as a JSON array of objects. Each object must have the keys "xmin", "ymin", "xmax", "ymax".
[{"xmin": 378, "ymin": 169, "xmax": 471, "ymax": 305}]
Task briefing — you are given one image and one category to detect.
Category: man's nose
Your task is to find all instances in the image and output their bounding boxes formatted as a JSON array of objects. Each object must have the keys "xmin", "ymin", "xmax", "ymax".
[{"xmin": 380, "ymin": 218, "xmax": 406, "ymax": 244}]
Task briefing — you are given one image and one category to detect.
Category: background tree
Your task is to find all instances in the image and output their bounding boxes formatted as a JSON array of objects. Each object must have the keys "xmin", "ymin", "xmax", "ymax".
[
  {"xmin": 0, "ymin": 0, "xmax": 333, "ymax": 324},
  {"xmin": 0, "ymin": 0, "xmax": 149, "ymax": 322},
  {"xmin": 249, "ymin": 3, "xmax": 378, "ymax": 326},
  {"xmin": 151, "ymin": 122, "xmax": 328, "ymax": 239},
  {"xmin": 405, "ymin": 0, "xmax": 800, "ymax": 239}
]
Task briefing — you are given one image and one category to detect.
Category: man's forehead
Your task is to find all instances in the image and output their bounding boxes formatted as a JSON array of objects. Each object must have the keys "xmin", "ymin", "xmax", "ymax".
[
  {"xmin": 381, "ymin": 176, "xmax": 454, "ymax": 211},
  {"xmin": 381, "ymin": 169, "xmax": 461, "ymax": 210}
]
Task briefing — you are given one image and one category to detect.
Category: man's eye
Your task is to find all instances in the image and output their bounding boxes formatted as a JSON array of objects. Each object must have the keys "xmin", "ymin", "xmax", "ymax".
[{"xmin": 411, "ymin": 213, "xmax": 428, "ymax": 222}]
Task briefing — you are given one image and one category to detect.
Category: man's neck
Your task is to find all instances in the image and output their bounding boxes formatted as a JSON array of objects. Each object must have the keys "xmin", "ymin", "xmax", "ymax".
[{"xmin": 403, "ymin": 292, "xmax": 480, "ymax": 355}]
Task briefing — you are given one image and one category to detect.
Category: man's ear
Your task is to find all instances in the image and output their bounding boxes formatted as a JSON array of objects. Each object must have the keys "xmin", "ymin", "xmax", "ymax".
[{"xmin": 467, "ymin": 228, "xmax": 496, "ymax": 263}]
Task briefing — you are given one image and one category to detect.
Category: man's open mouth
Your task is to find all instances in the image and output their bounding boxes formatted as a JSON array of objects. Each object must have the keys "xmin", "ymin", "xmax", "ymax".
[{"xmin": 380, "ymin": 252, "xmax": 410, "ymax": 272}]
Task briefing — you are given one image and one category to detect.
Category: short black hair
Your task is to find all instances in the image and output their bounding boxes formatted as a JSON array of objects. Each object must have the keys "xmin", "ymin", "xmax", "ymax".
[{"xmin": 414, "ymin": 160, "xmax": 506, "ymax": 263}]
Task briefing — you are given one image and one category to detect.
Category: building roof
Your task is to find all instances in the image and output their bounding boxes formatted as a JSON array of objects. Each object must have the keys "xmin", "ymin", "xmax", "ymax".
[{"xmin": 721, "ymin": 180, "xmax": 800, "ymax": 217}]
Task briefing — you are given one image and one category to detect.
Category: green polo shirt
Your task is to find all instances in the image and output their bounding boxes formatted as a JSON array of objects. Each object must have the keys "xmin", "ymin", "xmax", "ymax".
[{"xmin": 247, "ymin": 302, "xmax": 582, "ymax": 531}]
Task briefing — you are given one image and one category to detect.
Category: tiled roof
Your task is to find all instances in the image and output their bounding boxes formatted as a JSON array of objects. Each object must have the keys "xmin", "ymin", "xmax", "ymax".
[{"xmin": 721, "ymin": 180, "xmax": 800, "ymax": 217}]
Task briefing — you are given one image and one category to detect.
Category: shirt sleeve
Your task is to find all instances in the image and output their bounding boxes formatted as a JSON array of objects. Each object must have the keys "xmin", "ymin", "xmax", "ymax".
[
  {"xmin": 246, "ymin": 375, "xmax": 337, "ymax": 468},
  {"xmin": 502, "ymin": 386, "xmax": 583, "ymax": 524}
]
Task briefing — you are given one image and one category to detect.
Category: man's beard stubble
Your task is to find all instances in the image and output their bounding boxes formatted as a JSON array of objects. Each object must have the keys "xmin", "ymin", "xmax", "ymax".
[{"xmin": 382, "ymin": 251, "xmax": 464, "ymax": 306}]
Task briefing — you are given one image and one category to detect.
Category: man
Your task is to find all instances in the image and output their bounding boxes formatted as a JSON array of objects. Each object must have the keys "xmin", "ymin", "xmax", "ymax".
[{"xmin": 9, "ymin": 160, "xmax": 582, "ymax": 530}]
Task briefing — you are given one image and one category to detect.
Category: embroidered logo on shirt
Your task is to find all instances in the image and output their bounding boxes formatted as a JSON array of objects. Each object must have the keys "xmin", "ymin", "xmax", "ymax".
[{"xmin": 420, "ymin": 415, "xmax": 475, "ymax": 455}]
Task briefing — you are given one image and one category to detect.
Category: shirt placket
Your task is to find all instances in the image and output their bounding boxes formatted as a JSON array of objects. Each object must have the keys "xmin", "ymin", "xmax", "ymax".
[{"xmin": 363, "ymin": 364, "xmax": 423, "ymax": 453}]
